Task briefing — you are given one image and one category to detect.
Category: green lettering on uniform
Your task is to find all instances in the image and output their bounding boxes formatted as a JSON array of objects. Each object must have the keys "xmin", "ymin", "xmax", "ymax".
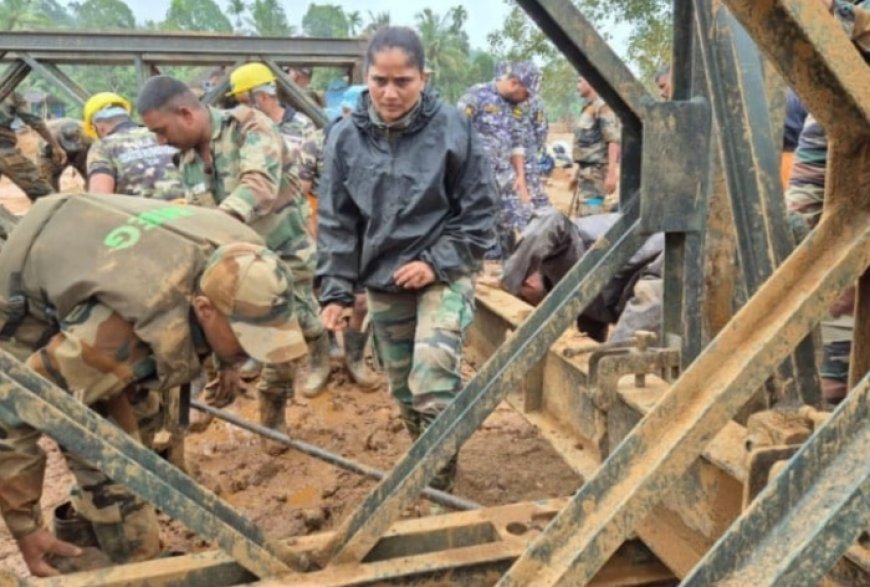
[{"xmin": 104, "ymin": 206, "xmax": 195, "ymax": 250}]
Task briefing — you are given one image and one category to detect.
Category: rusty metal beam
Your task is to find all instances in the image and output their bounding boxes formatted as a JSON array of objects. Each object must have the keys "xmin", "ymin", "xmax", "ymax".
[
  {"xmin": 0, "ymin": 59, "xmax": 30, "ymax": 103},
  {"xmin": 0, "ymin": 351, "xmax": 299, "ymax": 578},
  {"xmin": 695, "ymin": 0, "xmax": 820, "ymax": 405},
  {"xmin": 318, "ymin": 206, "xmax": 648, "ymax": 566},
  {"xmin": 498, "ymin": 194, "xmax": 870, "ymax": 585},
  {"xmin": 683, "ymin": 373, "xmax": 869, "ymax": 586},
  {"xmin": 722, "ymin": 0, "xmax": 870, "ymax": 143}
]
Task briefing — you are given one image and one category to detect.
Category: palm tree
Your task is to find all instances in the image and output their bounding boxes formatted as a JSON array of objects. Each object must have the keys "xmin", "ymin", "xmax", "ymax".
[
  {"xmin": 363, "ymin": 10, "xmax": 390, "ymax": 35},
  {"xmin": 346, "ymin": 10, "xmax": 362, "ymax": 36},
  {"xmin": 415, "ymin": 7, "xmax": 467, "ymax": 89}
]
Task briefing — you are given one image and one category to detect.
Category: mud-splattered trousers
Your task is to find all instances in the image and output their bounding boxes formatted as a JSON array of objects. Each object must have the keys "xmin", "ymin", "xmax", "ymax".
[
  {"xmin": 367, "ymin": 277, "xmax": 475, "ymax": 491},
  {"xmin": 0, "ymin": 301, "xmax": 162, "ymax": 563}
]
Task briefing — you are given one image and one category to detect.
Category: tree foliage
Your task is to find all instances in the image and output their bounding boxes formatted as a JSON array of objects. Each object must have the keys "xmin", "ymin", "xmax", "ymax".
[
  {"xmin": 302, "ymin": 3, "xmax": 349, "ymax": 38},
  {"xmin": 0, "ymin": 0, "xmax": 51, "ymax": 30},
  {"xmin": 162, "ymin": 0, "xmax": 232, "ymax": 33},
  {"xmin": 70, "ymin": 0, "xmax": 137, "ymax": 30},
  {"xmin": 488, "ymin": 0, "xmax": 672, "ymax": 122},
  {"xmin": 249, "ymin": 0, "xmax": 294, "ymax": 36}
]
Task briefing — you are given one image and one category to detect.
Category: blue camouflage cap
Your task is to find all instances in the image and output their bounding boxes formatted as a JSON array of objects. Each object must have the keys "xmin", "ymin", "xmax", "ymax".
[{"xmin": 498, "ymin": 61, "xmax": 542, "ymax": 94}]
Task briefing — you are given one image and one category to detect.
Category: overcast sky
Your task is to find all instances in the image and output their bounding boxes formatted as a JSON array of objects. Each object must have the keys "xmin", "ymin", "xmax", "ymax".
[{"xmin": 121, "ymin": 0, "xmax": 513, "ymax": 49}]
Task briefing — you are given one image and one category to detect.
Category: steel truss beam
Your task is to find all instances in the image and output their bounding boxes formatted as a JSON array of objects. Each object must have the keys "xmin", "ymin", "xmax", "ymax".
[
  {"xmin": 0, "ymin": 60, "xmax": 30, "ymax": 103},
  {"xmin": 18, "ymin": 54, "xmax": 87, "ymax": 105},
  {"xmin": 694, "ymin": 1, "xmax": 819, "ymax": 404},
  {"xmin": 684, "ymin": 373, "xmax": 870, "ymax": 586},
  {"xmin": 499, "ymin": 192, "xmax": 870, "ymax": 587},
  {"xmin": 0, "ymin": 31, "xmax": 366, "ymax": 68},
  {"xmin": 0, "ymin": 350, "xmax": 302, "ymax": 579}
]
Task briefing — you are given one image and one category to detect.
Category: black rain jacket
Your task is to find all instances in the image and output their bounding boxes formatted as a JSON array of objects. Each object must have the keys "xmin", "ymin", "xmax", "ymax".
[{"xmin": 317, "ymin": 89, "xmax": 496, "ymax": 306}]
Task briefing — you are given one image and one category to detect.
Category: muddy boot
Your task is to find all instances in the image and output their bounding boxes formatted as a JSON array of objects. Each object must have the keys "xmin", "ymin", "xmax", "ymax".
[
  {"xmin": 187, "ymin": 371, "xmax": 214, "ymax": 434},
  {"xmin": 344, "ymin": 329, "xmax": 378, "ymax": 390},
  {"xmin": 301, "ymin": 332, "xmax": 331, "ymax": 398},
  {"xmin": 328, "ymin": 331, "xmax": 344, "ymax": 360},
  {"xmin": 258, "ymin": 389, "xmax": 289, "ymax": 456},
  {"xmin": 48, "ymin": 503, "xmax": 113, "ymax": 573},
  {"xmin": 419, "ymin": 412, "xmax": 458, "ymax": 493},
  {"xmin": 90, "ymin": 503, "xmax": 161, "ymax": 564},
  {"xmin": 239, "ymin": 358, "xmax": 262, "ymax": 381}
]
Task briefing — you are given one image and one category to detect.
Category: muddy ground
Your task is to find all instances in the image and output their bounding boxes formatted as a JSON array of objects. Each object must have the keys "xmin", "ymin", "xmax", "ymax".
[{"xmin": 0, "ymin": 130, "xmax": 586, "ymax": 579}]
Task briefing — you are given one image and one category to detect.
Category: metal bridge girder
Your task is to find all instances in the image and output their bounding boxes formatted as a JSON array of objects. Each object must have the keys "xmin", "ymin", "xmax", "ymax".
[
  {"xmin": 0, "ymin": 350, "xmax": 304, "ymax": 579},
  {"xmin": 683, "ymin": 373, "xmax": 870, "ymax": 586}
]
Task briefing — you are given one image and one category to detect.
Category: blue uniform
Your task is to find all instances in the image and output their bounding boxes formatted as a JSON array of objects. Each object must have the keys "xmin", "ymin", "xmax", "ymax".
[
  {"xmin": 522, "ymin": 95, "xmax": 550, "ymax": 209},
  {"xmin": 458, "ymin": 82, "xmax": 530, "ymax": 256}
]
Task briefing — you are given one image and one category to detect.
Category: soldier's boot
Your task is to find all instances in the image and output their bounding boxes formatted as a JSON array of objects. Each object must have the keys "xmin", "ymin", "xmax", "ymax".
[
  {"xmin": 328, "ymin": 331, "xmax": 344, "ymax": 360},
  {"xmin": 239, "ymin": 358, "xmax": 262, "ymax": 381},
  {"xmin": 300, "ymin": 332, "xmax": 331, "ymax": 398},
  {"xmin": 50, "ymin": 502, "xmax": 112, "ymax": 573},
  {"xmin": 187, "ymin": 369, "xmax": 214, "ymax": 434},
  {"xmin": 52, "ymin": 499, "xmax": 160, "ymax": 572},
  {"xmin": 257, "ymin": 388, "xmax": 289, "ymax": 456},
  {"xmin": 398, "ymin": 406, "xmax": 458, "ymax": 493},
  {"xmin": 344, "ymin": 329, "xmax": 377, "ymax": 390},
  {"xmin": 419, "ymin": 411, "xmax": 458, "ymax": 493}
]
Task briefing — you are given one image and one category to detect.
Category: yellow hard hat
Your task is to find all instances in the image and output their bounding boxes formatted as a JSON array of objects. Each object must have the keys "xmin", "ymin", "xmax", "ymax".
[
  {"xmin": 229, "ymin": 63, "xmax": 276, "ymax": 97},
  {"xmin": 83, "ymin": 92, "xmax": 132, "ymax": 139}
]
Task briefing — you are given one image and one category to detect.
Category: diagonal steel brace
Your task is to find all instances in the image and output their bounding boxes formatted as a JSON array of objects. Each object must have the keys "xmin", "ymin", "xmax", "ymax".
[
  {"xmin": 0, "ymin": 350, "xmax": 302, "ymax": 578},
  {"xmin": 683, "ymin": 372, "xmax": 870, "ymax": 586}
]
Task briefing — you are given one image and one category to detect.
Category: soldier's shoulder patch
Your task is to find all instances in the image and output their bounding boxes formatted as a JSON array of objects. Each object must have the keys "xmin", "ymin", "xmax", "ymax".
[{"xmin": 464, "ymin": 104, "xmax": 476, "ymax": 117}]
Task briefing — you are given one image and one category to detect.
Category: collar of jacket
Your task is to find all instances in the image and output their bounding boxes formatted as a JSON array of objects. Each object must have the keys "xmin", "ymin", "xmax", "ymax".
[{"xmin": 352, "ymin": 89, "xmax": 440, "ymax": 135}]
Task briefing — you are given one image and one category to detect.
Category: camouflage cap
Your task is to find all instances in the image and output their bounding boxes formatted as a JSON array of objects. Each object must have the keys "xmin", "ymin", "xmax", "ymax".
[
  {"xmin": 498, "ymin": 61, "xmax": 542, "ymax": 94},
  {"xmin": 199, "ymin": 243, "xmax": 308, "ymax": 364}
]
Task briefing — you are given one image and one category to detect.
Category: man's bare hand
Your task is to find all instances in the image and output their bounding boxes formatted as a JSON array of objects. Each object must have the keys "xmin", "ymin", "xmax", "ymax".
[
  {"xmin": 514, "ymin": 178, "xmax": 530, "ymax": 204},
  {"xmin": 393, "ymin": 261, "xmax": 436, "ymax": 290},
  {"xmin": 604, "ymin": 171, "xmax": 618, "ymax": 195},
  {"xmin": 50, "ymin": 146, "xmax": 67, "ymax": 167},
  {"xmin": 321, "ymin": 303, "xmax": 347, "ymax": 332},
  {"xmin": 207, "ymin": 366, "xmax": 245, "ymax": 407},
  {"xmin": 18, "ymin": 529, "xmax": 82, "ymax": 577}
]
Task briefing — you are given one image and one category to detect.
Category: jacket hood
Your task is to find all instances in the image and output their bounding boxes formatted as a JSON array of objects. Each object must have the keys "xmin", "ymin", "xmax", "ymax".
[{"xmin": 351, "ymin": 88, "xmax": 442, "ymax": 135}]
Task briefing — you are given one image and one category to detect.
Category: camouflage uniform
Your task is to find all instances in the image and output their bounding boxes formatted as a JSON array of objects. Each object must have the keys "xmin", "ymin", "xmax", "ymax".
[
  {"xmin": 276, "ymin": 106, "xmax": 323, "ymax": 189},
  {"xmin": 0, "ymin": 93, "xmax": 54, "ymax": 200},
  {"xmin": 87, "ymin": 120, "xmax": 183, "ymax": 199},
  {"xmin": 176, "ymin": 105, "xmax": 321, "ymax": 424},
  {"xmin": 36, "ymin": 118, "xmax": 92, "ymax": 191},
  {"xmin": 319, "ymin": 89, "xmax": 496, "ymax": 490},
  {"xmin": 570, "ymin": 96, "xmax": 621, "ymax": 217},
  {"xmin": 0, "ymin": 194, "xmax": 304, "ymax": 568},
  {"xmin": 522, "ymin": 95, "xmax": 550, "ymax": 209},
  {"xmin": 458, "ymin": 62, "xmax": 540, "ymax": 256}
]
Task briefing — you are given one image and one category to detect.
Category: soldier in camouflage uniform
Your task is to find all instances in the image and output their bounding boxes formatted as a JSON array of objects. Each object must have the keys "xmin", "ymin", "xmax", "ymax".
[
  {"xmin": 784, "ymin": 0, "xmax": 869, "ymax": 403},
  {"xmin": 0, "ymin": 92, "xmax": 62, "ymax": 201},
  {"xmin": 569, "ymin": 77, "xmax": 621, "ymax": 218},
  {"xmin": 137, "ymin": 76, "xmax": 327, "ymax": 453},
  {"xmin": 36, "ymin": 118, "xmax": 92, "ymax": 191},
  {"xmin": 0, "ymin": 194, "xmax": 305, "ymax": 577},
  {"xmin": 228, "ymin": 63, "xmax": 336, "ymax": 396},
  {"xmin": 319, "ymin": 28, "xmax": 495, "ymax": 491},
  {"xmin": 83, "ymin": 93, "xmax": 183, "ymax": 199},
  {"xmin": 458, "ymin": 61, "xmax": 540, "ymax": 257}
]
